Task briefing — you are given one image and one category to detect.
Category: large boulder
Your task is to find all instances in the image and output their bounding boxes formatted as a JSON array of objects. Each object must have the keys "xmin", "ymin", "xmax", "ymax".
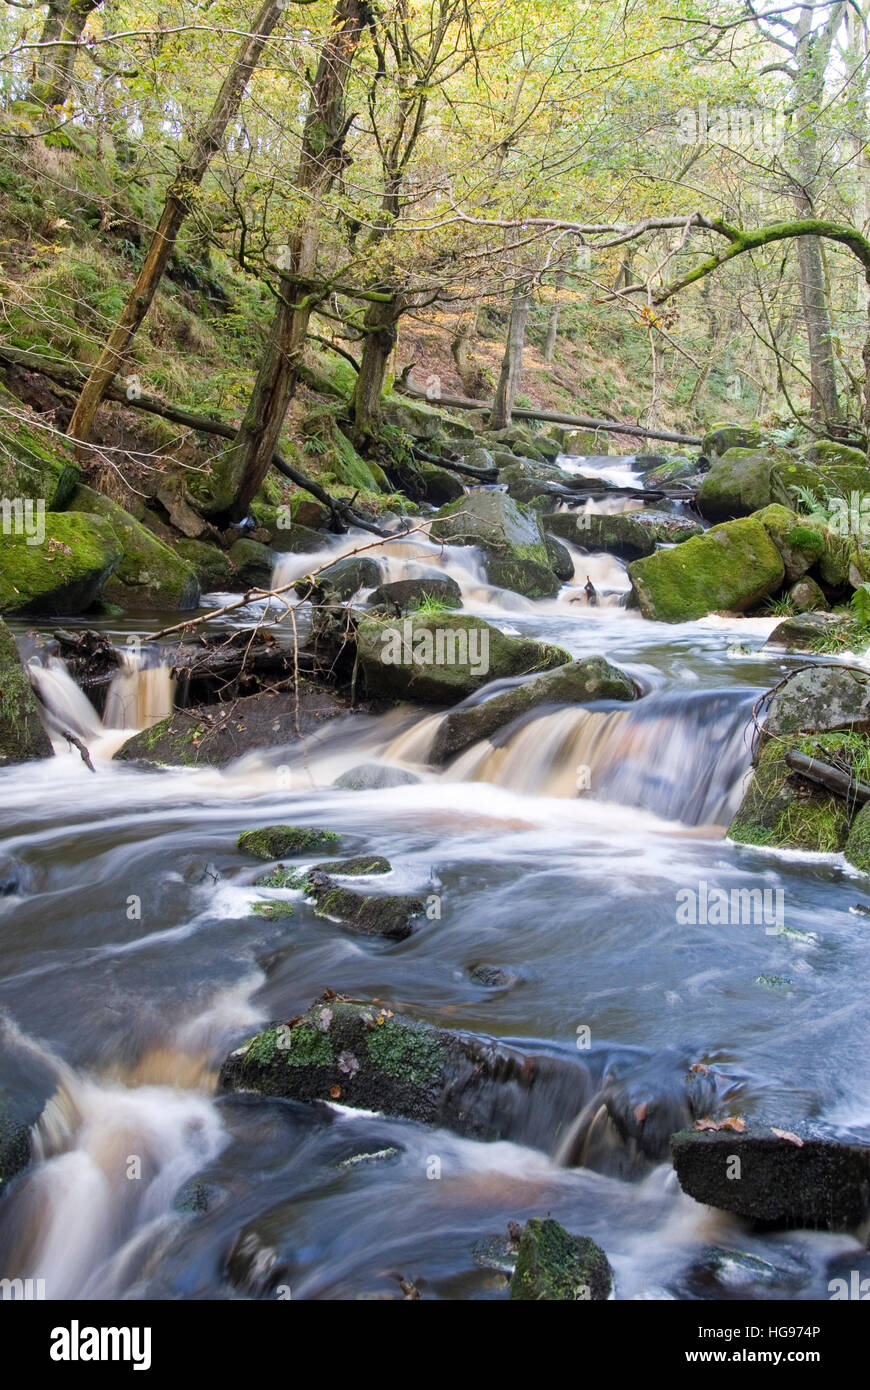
[
  {"xmin": 776, "ymin": 442, "xmax": 870, "ymax": 506},
  {"xmin": 696, "ymin": 446, "xmax": 789, "ymax": 522},
  {"xmin": 700, "ymin": 424, "xmax": 763, "ymax": 460},
  {"xmin": 751, "ymin": 504, "xmax": 825, "ymax": 584},
  {"xmin": 762, "ymin": 666, "xmax": 870, "ymax": 739},
  {"xmin": 227, "ymin": 537, "xmax": 274, "ymax": 589},
  {"xmin": 430, "ymin": 492, "xmax": 560, "ymax": 597},
  {"xmin": 355, "ymin": 611, "xmax": 570, "ymax": 703},
  {"xmin": 509, "ymin": 1219, "xmax": 613, "ymax": 1301},
  {"xmin": 0, "ymin": 511, "xmax": 122, "ymax": 617},
  {"xmin": 175, "ymin": 538, "xmax": 234, "ymax": 591},
  {"xmin": 765, "ymin": 611, "xmax": 838, "ymax": 651},
  {"xmin": 671, "ymin": 1124, "xmax": 870, "ymax": 1229},
  {"xmin": 545, "ymin": 509, "xmax": 702, "ymax": 559},
  {"xmin": 71, "ymin": 487, "xmax": 200, "ymax": 612},
  {"xmin": 429, "ymin": 658, "xmax": 636, "ymax": 763},
  {"xmin": 627, "ymin": 517, "xmax": 784, "ymax": 623},
  {"xmin": 0, "ymin": 618, "xmax": 53, "ymax": 763},
  {"xmin": 368, "ymin": 574, "xmax": 462, "ymax": 613}
]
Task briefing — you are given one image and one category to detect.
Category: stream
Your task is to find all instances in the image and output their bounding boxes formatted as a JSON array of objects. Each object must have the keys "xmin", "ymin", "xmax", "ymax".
[{"xmin": 1, "ymin": 455, "xmax": 869, "ymax": 1302}]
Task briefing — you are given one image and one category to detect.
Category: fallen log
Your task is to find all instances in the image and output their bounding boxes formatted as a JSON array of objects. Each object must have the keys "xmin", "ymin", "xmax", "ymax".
[
  {"xmin": 396, "ymin": 375, "xmax": 703, "ymax": 446},
  {"xmin": 785, "ymin": 749, "xmax": 870, "ymax": 806},
  {"xmin": 0, "ymin": 345, "xmax": 390, "ymax": 538}
]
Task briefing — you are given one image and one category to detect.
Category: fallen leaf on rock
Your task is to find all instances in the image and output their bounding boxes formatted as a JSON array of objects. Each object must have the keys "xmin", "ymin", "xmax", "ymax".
[
  {"xmin": 329, "ymin": 1084, "xmax": 341, "ymax": 1099},
  {"xmin": 694, "ymin": 1116, "xmax": 746, "ymax": 1133},
  {"xmin": 690, "ymin": 1063, "xmax": 711, "ymax": 1074},
  {"xmin": 770, "ymin": 1128, "xmax": 804, "ymax": 1146}
]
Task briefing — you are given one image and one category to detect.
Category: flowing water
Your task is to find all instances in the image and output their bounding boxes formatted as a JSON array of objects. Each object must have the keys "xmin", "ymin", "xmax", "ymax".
[{"xmin": 2, "ymin": 455, "xmax": 869, "ymax": 1301}]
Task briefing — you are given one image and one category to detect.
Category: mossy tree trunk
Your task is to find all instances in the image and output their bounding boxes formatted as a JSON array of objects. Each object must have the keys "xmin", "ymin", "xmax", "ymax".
[
  {"xmin": 66, "ymin": 0, "xmax": 288, "ymax": 446},
  {"xmin": 490, "ymin": 285, "xmax": 530, "ymax": 430},
  {"xmin": 210, "ymin": 0, "xmax": 368, "ymax": 521},
  {"xmin": 29, "ymin": 0, "xmax": 104, "ymax": 109},
  {"xmin": 351, "ymin": 292, "xmax": 403, "ymax": 444}
]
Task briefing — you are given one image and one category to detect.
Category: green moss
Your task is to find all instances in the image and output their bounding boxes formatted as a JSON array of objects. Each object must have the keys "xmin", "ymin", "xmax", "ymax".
[
  {"xmin": 243, "ymin": 1023, "xmax": 333, "ymax": 1069},
  {"xmin": 0, "ymin": 511, "xmax": 122, "ymax": 617},
  {"xmin": 845, "ymin": 802, "xmax": 870, "ymax": 872},
  {"xmin": 786, "ymin": 525, "xmax": 825, "ymax": 555},
  {"xmin": 249, "ymin": 900, "xmax": 295, "ymax": 919},
  {"xmin": 628, "ymin": 517, "xmax": 785, "ymax": 623},
  {"xmin": 509, "ymin": 1218, "xmax": 613, "ymax": 1301},
  {"xmin": 366, "ymin": 1018, "xmax": 444, "ymax": 1084},
  {"xmin": 254, "ymin": 866, "xmax": 303, "ymax": 889},
  {"xmin": 729, "ymin": 732, "xmax": 864, "ymax": 852},
  {"xmin": 70, "ymin": 486, "xmax": 199, "ymax": 612},
  {"xmin": 238, "ymin": 825, "xmax": 341, "ymax": 860}
]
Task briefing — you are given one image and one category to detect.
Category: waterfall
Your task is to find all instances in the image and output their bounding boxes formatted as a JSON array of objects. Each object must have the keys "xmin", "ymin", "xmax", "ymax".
[
  {"xmin": 26, "ymin": 646, "xmax": 175, "ymax": 760},
  {"xmin": 102, "ymin": 648, "xmax": 175, "ymax": 731}
]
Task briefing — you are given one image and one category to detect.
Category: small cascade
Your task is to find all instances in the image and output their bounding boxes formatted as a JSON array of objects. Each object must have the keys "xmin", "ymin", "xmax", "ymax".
[
  {"xmin": 380, "ymin": 688, "xmax": 757, "ymax": 826},
  {"xmin": 103, "ymin": 648, "xmax": 175, "ymax": 732},
  {"xmin": 26, "ymin": 656, "xmax": 105, "ymax": 747}
]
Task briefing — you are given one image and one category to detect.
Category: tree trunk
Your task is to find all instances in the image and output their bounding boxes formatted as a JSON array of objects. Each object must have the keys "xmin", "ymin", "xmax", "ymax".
[
  {"xmin": 210, "ymin": 0, "xmax": 368, "ymax": 521},
  {"xmin": 795, "ymin": 218, "xmax": 841, "ymax": 427},
  {"xmin": 490, "ymin": 288, "xmax": 530, "ymax": 430},
  {"xmin": 543, "ymin": 269, "xmax": 567, "ymax": 362},
  {"xmin": 352, "ymin": 294, "xmax": 402, "ymax": 443},
  {"xmin": 66, "ymin": 0, "xmax": 286, "ymax": 446},
  {"xmin": 29, "ymin": 0, "xmax": 104, "ymax": 109}
]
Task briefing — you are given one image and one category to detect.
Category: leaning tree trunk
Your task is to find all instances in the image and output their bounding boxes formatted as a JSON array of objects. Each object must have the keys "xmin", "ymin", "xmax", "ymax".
[
  {"xmin": 210, "ymin": 0, "xmax": 368, "ymax": 521},
  {"xmin": 29, "ymin": 0, "xmax": 104, "ymax": 109},
  {"xmin": 351, "ymin": 293, "xmax": 403, "ymax": 443},
  {"xmin": 66, "ymin": 0, "xmax": 286, "ymax": 445},
  {"xmin": 490, "ymin": 287, "xmax": 530, "ymax": 430}
]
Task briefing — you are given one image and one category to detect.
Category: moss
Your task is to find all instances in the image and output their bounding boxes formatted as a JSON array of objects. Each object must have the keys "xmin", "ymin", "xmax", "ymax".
[
  {"xmin": 0, "ymin": 617, "xmax": 53, "ymax": 762},
  {"xmin": 729, "ymin": 732, "xmax": 863, "ymax": 852},
  {"xmin": 70, "ymin": 486, "xmax": 199, "ymax": 612},
  {"xmin": 249, "ymin": 900, "xmax": 295, "ymax": 919},
  {"xmin": 845, "ymin": 801, "xmax": 870, "ymax": 872},
  {"xmin": 255, "ymin": 866, "xmax": 304, "ymax": 889},
  {"xmin": 175, "ymin": 538, "xmax": 233, "ymax": 590},
  {"xmin": 313, "ymin": 856, "xmax": 391, "ymax": 876},
  {"xmin": 366, "ymin": 1018, "xmax": 444, "ymax": 1084},
  {"xmin": 238, "ymin": 825, "xmax": 341, "ymax": 860},
  {"xmin": 628, "ymin": 517, "xmax": 785, "ymax": 623},
  {"xmin": 0, "ymin": 384, "xmax": 80, "ymax": 507},
  {"xmin": 786, "ymin": 525, "xmax": 825, "ymax": 556},
  {"xmin": 509, "ymin": 1218, "xmax": 613, "ymax": 1301},
  {"xmin": 243, "ymin": 1023, "xmax": 333, "ymax": 1069},
  {"xmin": 0, "ymin": 511, "xmax": 122, "ymax": 617},
  {"xmin": 313, "ymin": 886, "xmax": 424, "ymax": 939}
]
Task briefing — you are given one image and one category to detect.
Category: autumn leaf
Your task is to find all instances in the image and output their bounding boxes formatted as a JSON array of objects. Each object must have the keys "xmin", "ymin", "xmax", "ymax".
[
  {"xmin": 771, "ymin": 1128, "xmax": 804, "ymax": 1147},
  {"xmin": 694, "ymin": 1116, "xmax": 746, "ymax": 1133},
  {"xmin": 329, "ymin": 1084, "xmax": 341, "ymax": 1099}
]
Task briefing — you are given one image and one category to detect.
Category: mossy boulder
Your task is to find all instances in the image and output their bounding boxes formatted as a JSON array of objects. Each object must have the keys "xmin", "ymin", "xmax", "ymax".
[
  {"xmin": 509, "ymin": 1219, "xmax": 613, "ymax": 1301},
  {"xmin": 227, "ymin": 537, "xmax": 274, "ymax": 589},
  {"xmin": 765, "ymin": 611, "xmax": 839, "ymax": 651},
  {"xmin": 175, "ymin": 538, "xmax": 234, "ymax": 591},
  {"xmin": 752, "ymin": 504, "xmax": 825, "ymax": 583},
  {"xmin": 0, "ymin": 384, "xmax": 80, "ymax": 509},
  {"xmin": 775, "ymin": 443, "xmax": 870, "ymax": 506},
  {"xmin": 238, "ymin": 825, "xmax": 341, "ymax": 860},
  {"xmin": 544, "ymin": 532, "xmax": 574, "ymax": 581},
  {"xmin": 381, "ymin": 396, "xmax": 474, "ymax": 442},
  {"xmin": 696, "ymin": 447, "xmax": 789, "ymax": 522},
  {"xmin": 627, "ymin": 517, "xmax": 784, "ymax": 623},
  {"xmin": 355, "ymin": 610, "xmax": 570, "ymax": 703},
  {"xmin": 561, "ymin": 428, "xmax": 611, "ymax": 456},
  {"xmin": 430, "ymin": 491, "xmax": 559, "ymax": 597},
  {"xmin": 429, "ymin": 657, "xmax": 636, "ymax": 763},
  {"xmin": 763, "ymin": 666, "xmax": 870, "ymax": 739},
  {"xmin": 671, "ymin": 1124, "xmax": 870, "ymax": 1229},
  {"xmin": 0, "ymin": 617, "xmax": 53, "ymax": 763},
  {"xmin": 307, "ymin": 554, "xmax": 381, "ymax": 601},
  {"xmin": 416, "ymin": 462, "xmax": 465, "ymax": 505},
  {"xmin": 308, "ymin": 873, "xmax": 424, "ymax": 941},
  {"xmin": 546, "ymin": 509, "xmax": 702, "ymax": 559},
  {"xmin": 727, "ymin": 732, "xmax": 859, "ymax": 852},
  {"xmin": 368, "ymin": 574, "xmax": 462, "ymax": 613},
  {"xmin": 0, "ymin": 511, "xmax": 122, "ymax": 616},
  {"xmin": 789, "ymin": 576, "xmax": 826, "ymax": 613},
  {"xmin": 701, "ymin": 424, "xmax": 763, "ymax": 459},
  {"xmin": 300, "ymin": 409, "xmax": 387, "ymax": 492},
  {"xmin": 71, "ymin": 487, "xmax": 200, "ymax": 612},
  {"xmin": 845, "ymin": 802, "xmax": 870, "ymax": 872}
]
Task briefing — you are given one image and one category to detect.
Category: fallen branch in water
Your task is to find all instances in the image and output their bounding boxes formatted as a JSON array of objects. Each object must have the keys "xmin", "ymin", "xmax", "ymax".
[
  {"xmin": 62, "ymin": 730, "xmax": 96, "ymax": 772},
  {"xmin": 784, "ymin": 750, "xmax": 870, "ymax": 807}
]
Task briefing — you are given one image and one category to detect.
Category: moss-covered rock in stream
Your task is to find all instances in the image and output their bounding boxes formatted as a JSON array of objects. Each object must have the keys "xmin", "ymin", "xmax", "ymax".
[
  {"xmin": 545, "ymin": 508, "xmax": 702, "ymax": 559},
  {"xmin": 765, "ymin": 611, "xmax": 839, "ymax": 651},
  {"xmin": 845, "ymin": 802, "xmax": 870, "ymax": 872},
  {"xmin": 696, "ymin": 446, "xmax": 791, "ymax": 522},
  {"xmin": 701, "ymin": 424, "xmax": 763, "ymax": 460},
  {"xmin": 429, "ymin": 657, "xmax": 637, "ymax": 763},
  {"xmin": 368, "ymin": 574, "xmax": 462, "ymax": 613},
  {"xmin": 763, "ymin": 666, "xmax": 870, "ymax": 739},
  {"xmin": 0, "ymin": 617, "xmax": 53, "ymax": 763},
  {"xmin": 429, "ymin": 491, "xmax": 561, "ymax": 597},
  {"xmin": 0, "ymin": 511, "xmax": 122, "ymax": 616},
  {"xmin": 356, "ymin": 610, "xmax": 570, "ymax": 703},
  {"xmin": 509, "ymin": 1219, "xmax": 613, "ymax": 1301},
  {"xmin": 627, "ymin": 516, "xmax": 784, "ymax": 623},
  {"xmin": 671, "ymin": 1123, "xmax": 870, "ymax": 1229},
  {"xmin": 727, "ymin": 732, "xmax": 861, "ymax": 852},
  {"xmin": 752, "ymin": 504, "xmax": 825, "ymax": 583},
  {"xmin": 238, "ymin": 825, "xmax": 341, "ymax": 860},
  {"xmin": 227, "ymin": 537, "xmax": 274, "ymax": 589},
  {"xmin": 308, "ymin": 875, "xmax": 424, "ymax": 941},
  {"xmin": 175, "ymin": 537, "xmax": 234, "ymax": 591},
  {"xmin": 0, "ymin": 384, "xmax": 80, "ymax": 509},
  {"xmin": 70, "ymin": 487, "xmax": 200, "ymax": 612}
]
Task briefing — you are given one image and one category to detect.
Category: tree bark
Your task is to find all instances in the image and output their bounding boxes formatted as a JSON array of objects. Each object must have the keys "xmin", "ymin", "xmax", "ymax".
[
  {"xmin": 490, "ymin": 287, "xmax": 530, "ymax": 430},
  {"xmin": 351, "ymin": 293, "xmax": 403, "ymax": 444},
  {"xmin": 543, "ymin": 270, "xmax": 567, "ymax": 362},
  {"xmin": 29, "ymin": 0, "xmax": 104, "ymax": 109},
  {"xmin": 211, "ymin": 0, "xmax": 368, "ymax": 521},
  {"xmin": 66, "ymin": 0, "xmax": 286, "ymax": 446}
]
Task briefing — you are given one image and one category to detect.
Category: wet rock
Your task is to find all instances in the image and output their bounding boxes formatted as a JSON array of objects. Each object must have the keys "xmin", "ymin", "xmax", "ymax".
[
  {"xmin": 175, "ymin": 538, "xmax": 234, "ymax": 591},
  {"xmin": 368, "ymin": 574, "xmax": 462, "ymax": 613},
  {"xmin": 468, "ymin": 963, "xmax": 520, "ymax": 989},
  {"xmin": 0, "ymin": 619, "xmax": 53, "ymax": 763},
  {"xmin": 238, "ymin": 825, "xmax": 341, "ymax": 860},
  {"xmin": 333, "ymin": 762, "xmax": 421, "ymax": 790},
  {"xmin": 355, "ymin": 611, "xmax": 570, "ymax": 704},
  {"xmin": 752, "ymin": 504, "xmax": 825, "ymax": 584},
  {"xmin": 671, "ymin": 1124, "xmax": 870, "ymax": 1229},
  {"xmin": 546, "ymin": 509, "xmax": 702, "ymax": 559},
  {"xmin": 115, "ymin": 686, "xmax": 350, "ymax": 765},
  {"xmin": 627, "ymin": 517, "xmax": 784, "ymax": 623},
  {"xmin": 788, "ymin": 576, "xmax": 827, "ymax": 613},
  {"xmin": 696, "ymin": 446, "xmax": 790, "ymax": 522},
  {"xmin": 509, "ymin": 1218, "xmax": 613, "ymax": 1301},
  {"xmin": 227, "ymin": 537, "xmax": 274, "ymax": 589},
  {"xmin": 763, "ymin": 666, "xmax": 870, "ymax": 739},
  {"xmin": 309, "ymin": 878, "xmax": 424, "ymax": 940},
  {"xmin": 430, "ymin": 491, "xmax": 560, "ymax": 597},
  {"xmin": 429, "ymin": 657, "xmax": 637, "ymax": 763},
  {"xmin": 310, "ymin": 555, "xmax": 381, "ymax": 601},
  {"xmin": 71, "ymin": 487, "xmax": 200, "ymax": 612},
  {"xmin": 765, "ymin": 611, "xmax": 839, "ymax": 651},
  {"xmin": 727, "ymin": 732, "xmax": 856, "ymax": 852},
  {"xmin": 544, "ymin": 533, "xmax": 574, "ymax": 580},
  {"xmin": 685, "ymin": 1245, "xmax": 809, "ymax": 1297},
  {"xmin": 416, "ymin": 463, "xmax": 464, "ymax": 505},
  {"xmin": 0, "ymin": 511, "xmax": 122, "ymax": 617},
  {"xmin": 312, "ymin": 856, "xmax": 391, "ymax": 876}
]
